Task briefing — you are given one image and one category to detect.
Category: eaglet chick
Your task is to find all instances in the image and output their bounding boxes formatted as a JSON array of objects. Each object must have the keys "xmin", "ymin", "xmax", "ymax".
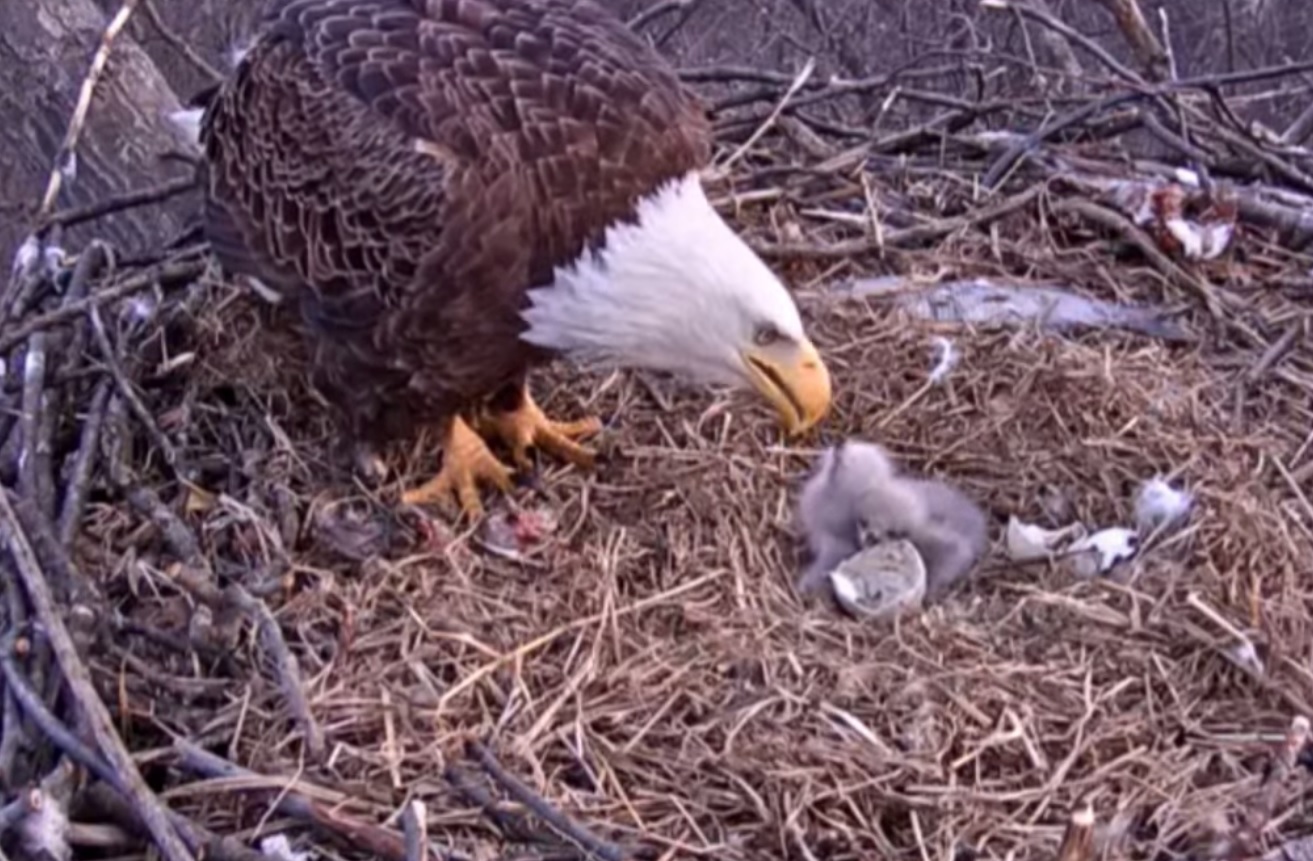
[{"xmin": 796, "ymin": 440, "xmax": 990, "ymax": 601}]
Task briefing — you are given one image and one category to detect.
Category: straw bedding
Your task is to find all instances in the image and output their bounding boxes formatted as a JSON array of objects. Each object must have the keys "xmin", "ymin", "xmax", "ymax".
[
  {"xmin": 65, "ymin": 194, "xmax": 1311, "ymax": 860},
  {"xmin": 5, "ymin": 25, "xmax": 1313, "ymax": 857}
]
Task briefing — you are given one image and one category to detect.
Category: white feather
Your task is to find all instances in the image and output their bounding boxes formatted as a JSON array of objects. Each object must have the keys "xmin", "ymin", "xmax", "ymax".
[
  {"xmin": 1134, "ymin": 477, "xmax": 1193, "ymax": 533},
  {"xmin": 12, "ymin": 234, "xmax": 39, "ymax": 278},
  {"xmin": 168, "ymin": 108, "xmax": 205, "ymax": 149},
  {"xmin": 41, "ymin": 245, "xmax": 65, "ymax": 274},
  {"xmin": 928, "ymin": 336, "xmax": 957, "ymax": 383},
  {"xmin": 226, "ymin": 37, "xmax": 253, "ymax": 69}
]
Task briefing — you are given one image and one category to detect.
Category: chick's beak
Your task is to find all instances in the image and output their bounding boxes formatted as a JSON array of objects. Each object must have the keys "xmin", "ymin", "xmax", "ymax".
[{"xmin": 742, "ymin": 336, "xmax": 832, "ymax": 436}]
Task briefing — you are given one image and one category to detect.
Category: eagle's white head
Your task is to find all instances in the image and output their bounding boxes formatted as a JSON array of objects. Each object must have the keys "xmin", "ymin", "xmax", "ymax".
[{"xmin": 520, "ymin": 171, "xmax": 832, "ymax": 436}]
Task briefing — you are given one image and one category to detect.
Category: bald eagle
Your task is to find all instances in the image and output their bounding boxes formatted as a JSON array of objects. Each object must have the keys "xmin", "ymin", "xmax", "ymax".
[{"xmin": 180, "ymin": 0, "xmax": 833, "ymax": 516}]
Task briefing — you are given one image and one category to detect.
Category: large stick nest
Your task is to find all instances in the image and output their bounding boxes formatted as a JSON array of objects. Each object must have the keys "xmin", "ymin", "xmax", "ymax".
[{"xmin": 4, "ymin": 10, "xmax": 1313, "ymax": 861}]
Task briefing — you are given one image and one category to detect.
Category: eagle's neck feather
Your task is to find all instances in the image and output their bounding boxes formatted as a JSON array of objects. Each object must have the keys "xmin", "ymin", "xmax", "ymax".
[{"xmin": 519, "ymin": 170, "xmax": 800, "ymax": 385}]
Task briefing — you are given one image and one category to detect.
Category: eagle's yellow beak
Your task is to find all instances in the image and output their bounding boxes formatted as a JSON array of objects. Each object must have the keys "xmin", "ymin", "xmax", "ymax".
[{"xmin": 742, "ymin": 336, "xmax": 832, "ymax": 437}]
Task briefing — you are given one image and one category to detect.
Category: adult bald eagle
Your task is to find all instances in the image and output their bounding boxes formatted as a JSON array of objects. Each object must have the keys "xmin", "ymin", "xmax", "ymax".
[{"xmin": 182, "ymin": 0, "xmax": 832, "ymax": 516}]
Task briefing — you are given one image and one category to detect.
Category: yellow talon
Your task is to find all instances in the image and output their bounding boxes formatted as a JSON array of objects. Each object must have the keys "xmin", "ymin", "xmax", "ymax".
[
  {"xmin": 400, "ymin": 416, "xmax": 514, "ymax": 518},
  {"xmin": 476, "ymin": 387, "xmax": 601, "ymax": 472}
]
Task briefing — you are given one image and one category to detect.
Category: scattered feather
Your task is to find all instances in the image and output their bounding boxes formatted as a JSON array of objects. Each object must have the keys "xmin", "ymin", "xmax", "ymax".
[
  {"xmin": 260, "ymin": 833, "xmax": 315, "ymax": 861},
  {"xmin": 1225, "ymin": 640, "xmax": 1265, "ymax": 677},
  {"xmin": 928, "ymin": 336, "xmax": 957, "ymax": 383},
  {"xmin": 42, "ymin": 243, "xmax": 66, "ymax": 274},
  {"xmin": 1134, "ymin": 477, "xmax": 1193, "ymax": 534},
  {"xmin": 125, "ymin": 294, "xmax": 158, "ymax": 323},
  {"xmin": 226, "ymin": 37, "xmax": 253, "ymax": 69},
  {"xmin": 1164, "ymin": 216, "xmax": 1235, "ymax": 261},
  {"xmin": 12, "ymin": 234, "xmax": 40, "ymax": 278},
  {"xmin": 167, "ymin": 108, "xmax": 205, "ymax": 148}
]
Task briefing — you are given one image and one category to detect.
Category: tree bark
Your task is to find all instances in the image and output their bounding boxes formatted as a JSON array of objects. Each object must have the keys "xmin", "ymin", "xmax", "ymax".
[{"xmin": 0, "ymin": 0, "xmax": 199, "ymax": 269}]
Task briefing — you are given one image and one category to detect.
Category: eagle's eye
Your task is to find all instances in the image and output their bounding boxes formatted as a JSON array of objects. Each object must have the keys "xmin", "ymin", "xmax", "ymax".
[{"xmin": 753, "ymin": 324, "xmax": 783, "ymax": 347}]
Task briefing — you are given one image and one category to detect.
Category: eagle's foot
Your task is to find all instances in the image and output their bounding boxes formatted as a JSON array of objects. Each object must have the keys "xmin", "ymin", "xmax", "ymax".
[
  {"xmin": 400, "ymin": 416, "xmax": 514, "ymax": 518},
  {"xmin": 477, "ymin": 391, "xmax": 601, "ymax": 472}
]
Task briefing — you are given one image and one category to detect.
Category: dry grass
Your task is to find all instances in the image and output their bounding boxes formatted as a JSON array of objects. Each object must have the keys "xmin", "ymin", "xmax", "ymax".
[
  {"xmin": 64, "ymin": 222, "xmax": 1312, "ymax": 860},
  {"xmin": 7, "ymin": 41, "xmax": 1313, "ymax": 861}
]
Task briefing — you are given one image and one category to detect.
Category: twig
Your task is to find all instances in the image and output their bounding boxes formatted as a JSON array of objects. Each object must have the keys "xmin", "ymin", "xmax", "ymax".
[
  {"xmin": 139, "ymin": 0, "xmax": 224, "ymax": 83},
  {"xmin": 402, "ymin": 799, "xmax": 428, "ymax": 861},
  {"xmin": 230, "ymin": 587, "xmax": 326, "ymax": 761},
  {"xmin": 0, "ymin": 553, "xmax": 32, "ymax": 790},
  {"xmin": 0, "ymin": 258, "xmax": 204, "ymax": 355},
  {"xmin": 0, "ymin": 489, "xmax": 195, "ymax": 861},
  {"xmin": 626, "ymin": 0, "xmax": 698, "ymax": 32},
  {"xmin": 40, "ymin": 175, "xmax": 197, "ymax": 233},
  {"xmin": 6, "ymin": 494, "xmax": 93, "ymax": 611},
  {"xmin": 1056, "ymin": 799, "xmax": 1095, "ymax": 861},
  {"xmin": 35, "ymin": 0, "xmax": 144, "ymax": 224},
  {"xmin": 982, "ymin": 93, "xmax": 1141, "ymax": 189},
  {"xmin": 173, "ymin": 742, "xmax": 473, "ymax": 861},
  {"xmin": 17, "ymin": 329, "xmax": 54, "ymax": 519},
  {"xmin": 47, "ymin": 244, "xmax": 111, "ymax": 454},
  {"xmin": 0, "ymin": 794, "xmax": 26, "ymax": 832},
  {"xmin": 981, "ymin": 0, "xmax": 1146, "ymax": 86},
  {"xmin": 56, "ymin": 381, "xmax": 112, "ymax": 550},
  {"xmin": 1051, "ymin": 197, "xmax": 1225, "ymax": 318},
  {"xmin": 0, "ymin": 642, "xmax": 264, "ymax": 861},
  {"xmin": 1202, "ymin": 120, "xmax": 1313, "ymax": 195},
  {"xmin": 712, "ymin": 57, "xmax": 817, "ymax": 177},
  {"xmin": 0, "ymin": 631, "xmax": 119, "ymax": 791},
  {"xmin": 1259, "ymin": 717, "xmax": 1310, "ymax": 821},
  {"xmin": 755, "ymin": 184, "xmax": 1044, "ymax": 259},
  {"xmin": 468, "ymin": 740, "xmax": 629, "ymax": 861},
  {"xmin": 122, "ymin": 483, "xmax": 203, "ymax": 564},
  {"xmin": 1087, "ymin": 0, "xmax": 1170, "ymax": 81},
  {"xmin": 88, "ymin": 303, "xmax": 182, "ymax": 476},
  {"xmin": 442, "ymin": 765, "xmax": 556, "ymax": 847},
  {"xmin": 1281, "ymin": 97, "xmax": 1313, "ymax": 146}
]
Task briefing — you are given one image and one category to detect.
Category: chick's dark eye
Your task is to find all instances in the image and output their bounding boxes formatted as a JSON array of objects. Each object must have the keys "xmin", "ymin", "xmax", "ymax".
[{"xmin": 753, "ymin": 324, "xmax": 782, "ymax": 347}]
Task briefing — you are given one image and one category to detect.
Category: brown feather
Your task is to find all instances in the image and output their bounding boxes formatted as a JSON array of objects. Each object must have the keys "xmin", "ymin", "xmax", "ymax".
[{"xmin": 199, "ymin": 0, "xmax": 711, "ymax": 442}]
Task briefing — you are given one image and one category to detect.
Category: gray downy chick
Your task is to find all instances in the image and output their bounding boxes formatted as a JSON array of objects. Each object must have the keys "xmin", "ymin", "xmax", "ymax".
[
  {"xmin": 795, "ymin": 441, "xmax": 919, "ymax": 594},
  {"xmin": 796, "ymin": 440, "xmax": 990, "ymax": 600}
]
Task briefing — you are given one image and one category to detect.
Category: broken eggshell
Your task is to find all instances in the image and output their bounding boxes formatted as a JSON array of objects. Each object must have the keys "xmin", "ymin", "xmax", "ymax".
[
  {"xmin": 1004, "ymin": 516, "xmax": 1088, "ymax": 562},
  {"xmin": 1064, "ymin": 527, "xmax": 1139, "ymax": 579},
  {"xmin": 828, "ymin": 538, "xmax": 927, "ymax": 621}
]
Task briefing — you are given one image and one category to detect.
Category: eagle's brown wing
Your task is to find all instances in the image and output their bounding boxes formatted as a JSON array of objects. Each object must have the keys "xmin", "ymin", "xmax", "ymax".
[{"xmin": 201, "ymin": 0, "xmax": 711, "ymax": 438}]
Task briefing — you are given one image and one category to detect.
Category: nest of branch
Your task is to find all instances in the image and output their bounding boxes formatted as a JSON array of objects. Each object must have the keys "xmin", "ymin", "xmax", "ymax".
[{"xmin": 4, "ymin": 14, "xmax": 1313, "ymax": 861}]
